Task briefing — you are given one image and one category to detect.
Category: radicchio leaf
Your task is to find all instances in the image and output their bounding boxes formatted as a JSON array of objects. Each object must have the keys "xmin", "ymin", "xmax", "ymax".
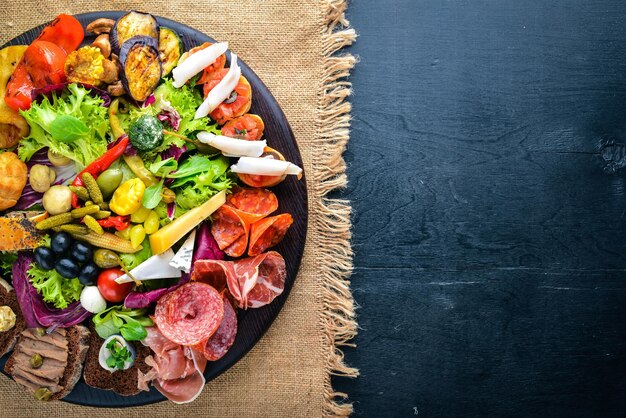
[{"xmin": 13, "ymin": 252, "xmax": 90, "ymax": 330}]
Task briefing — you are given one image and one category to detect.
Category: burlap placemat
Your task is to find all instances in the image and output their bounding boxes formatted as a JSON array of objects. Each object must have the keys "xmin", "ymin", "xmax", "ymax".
[{"xmin": 0, "ymin": 1, "xmax": 357, "ymax": 416}]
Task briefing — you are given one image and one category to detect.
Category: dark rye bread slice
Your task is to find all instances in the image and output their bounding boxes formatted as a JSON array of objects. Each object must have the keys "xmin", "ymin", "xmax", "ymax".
[
  {"xmin": 83, "ymin": 323, "xmax": 152, "ymax": 396},
  {"xmin": 4, "ymin": 325, "xmax": 90, "ymax": 400},
  {"xmin": 0, "ymin": 277, "xmax": 26, "ymax": 357}
]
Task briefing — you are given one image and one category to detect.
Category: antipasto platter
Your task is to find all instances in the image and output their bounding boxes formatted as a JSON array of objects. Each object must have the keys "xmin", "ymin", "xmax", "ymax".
[{"xmin": 0, "ymin": 11, "xmax": 307, "ymax": 407}]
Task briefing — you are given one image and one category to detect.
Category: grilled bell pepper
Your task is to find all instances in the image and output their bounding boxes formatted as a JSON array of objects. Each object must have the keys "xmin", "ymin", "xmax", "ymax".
[{"xmin": 110, "ymin": 178, "xmax": 145, "ymax": 216}]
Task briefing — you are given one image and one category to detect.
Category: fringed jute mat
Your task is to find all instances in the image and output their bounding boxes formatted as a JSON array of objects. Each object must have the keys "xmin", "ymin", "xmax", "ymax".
[{"xmin": 0, "ymin": 0, "xmax": 357, "ymax": 416}]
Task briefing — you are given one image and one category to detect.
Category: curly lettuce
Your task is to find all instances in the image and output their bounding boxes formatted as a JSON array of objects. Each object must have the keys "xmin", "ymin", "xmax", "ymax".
[
  {"xmin": 18, "ymin": 83, "xmax": 110, "ymax": 170},
  {"xmin": 27, "ymin": 263, "xmax": 83, "ymax": 310}
]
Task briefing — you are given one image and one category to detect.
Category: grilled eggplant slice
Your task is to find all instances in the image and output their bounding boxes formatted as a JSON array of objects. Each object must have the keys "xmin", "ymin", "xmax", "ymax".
[
  {"xmin": 111, "ymin": 11, "xmax": 159, "ymax": 53},
  {"xmin": 159, "ymin": 27, "xmax": 183, "ymax": 76},
  {"xmin": 120, "ymin": 36, "xmax": 161, "ymax": 102}
]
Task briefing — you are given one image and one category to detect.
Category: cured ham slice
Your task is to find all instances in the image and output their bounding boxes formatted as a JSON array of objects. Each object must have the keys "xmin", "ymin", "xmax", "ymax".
[
  {"xmin": 154, "ymin": 282, "xmax": 224, "ymax": 346},
  {"xmin": 193, "ymin": 294, "xmax": 238, "ymax": 361},
  {"xmin": 138, "ymin": 327, "xmax": 208, "ymax": 404},
  {"xmin": 197, "ymin": 131, "xmax": 266, "ymax": 157},
  {"xmin": 248, "ymin": 213, "xmax": 293, "ymax": 256},
  {"xmin": 192, "ymin": 251, "xmax": 286, "ymax": 309}
]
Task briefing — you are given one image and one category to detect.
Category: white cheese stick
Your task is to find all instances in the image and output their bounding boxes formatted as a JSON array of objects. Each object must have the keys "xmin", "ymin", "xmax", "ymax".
[
  {"xmin": 169, "ymin": 230, "xmax": 196, "ymax": 273},
  {"xmin": 197, "ymin": 132, "xmax": 266, "ymax": 157},
  {"xmin": 230, "ymin": 156, "xmax": 303, "ymax": 178},
  {"xmin": 194, "ymin": 53, "xmax": 241, "ymax": 119},
  {"xmin": 172, "ymin": 42, "xmax": 228, "ymax": 88},
  {"xmin": 115, "ymin": 249, "xmax": 181, "ymax": 284}
]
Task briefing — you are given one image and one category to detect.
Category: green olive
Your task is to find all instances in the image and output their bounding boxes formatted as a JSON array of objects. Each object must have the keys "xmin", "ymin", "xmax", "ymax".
[
  {"xmin": 30, "ymin": 353, "xmax": 43, "ymax": 369},
  {"xmin": 93, "ymin": 248, "xmax": 121, "ymax": 269},
  {"xmin": 34, "ymin": 387, "xmax": 53, "ymax": 401},
  {"xmin": 96, "ymin": 168, "xmax": 123, "ymax": 199}
]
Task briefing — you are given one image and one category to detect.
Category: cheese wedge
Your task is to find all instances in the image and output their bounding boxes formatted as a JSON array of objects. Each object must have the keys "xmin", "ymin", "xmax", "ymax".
[
  {"xmin": 197, "ymin": 131, "xmax": 266, "ymax": 157},
  {"xmin": 169, "ymin": 230, "xmax": 196, "ymax": 273},
  {"xmin": 115, "ymin": 249, "xmax": 180, "ymax": 284},
  {"xmin": 149, "ymin": 190, "xmax": 226, "ymax": 255}
]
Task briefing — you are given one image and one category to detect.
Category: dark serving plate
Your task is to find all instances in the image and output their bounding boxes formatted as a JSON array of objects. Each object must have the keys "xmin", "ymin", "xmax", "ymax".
[{"xmin": 0, "ymin": 11, "xmax": 307, "ymax": 407}]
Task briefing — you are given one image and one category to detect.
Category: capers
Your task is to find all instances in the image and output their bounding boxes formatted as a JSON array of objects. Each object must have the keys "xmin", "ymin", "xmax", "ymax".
[
  {"xmin": 93, "ymin": 248, "xmax": 122, "ymax": 269},
  {"xmin": 30, "ymin": 353, "xmax": 43, "ymax": 369},
  {"xmin": 34, "ymin": 327, "xmax": 46, "ymax": 337},
  {"xmin": 34, "ymin": 387, "xmax": 53, "ymax": 401}
]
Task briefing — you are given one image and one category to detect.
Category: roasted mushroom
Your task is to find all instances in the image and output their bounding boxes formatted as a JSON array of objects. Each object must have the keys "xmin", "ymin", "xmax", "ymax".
[
  {"xmin": 91, "ymin": 34, "xmax": 111, "ymax": 58},
  {"xmin": 86, "ymin": 18, "xmax": 115, "ymax": 35}
]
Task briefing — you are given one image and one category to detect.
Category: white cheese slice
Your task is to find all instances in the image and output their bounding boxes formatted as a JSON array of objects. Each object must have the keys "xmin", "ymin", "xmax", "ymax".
[
  {"xmin": 172, "ymin": 42, "xmax": 229, "ymax": 88},
  {"xmin": 115, "ymin": 249, "xmax": 181, "ymax": 284},
  {"xmin": 194, "ymin": 53, "xmax": 241, "ymax": 119},
  {"xmin": 169, "ymin": 230, "xmax": 196, "ymax": 273},
  {"xmin": 197, "ymin": 132, "xmax": 266, "ymax": 157},
  {"xmin": 230, "ymin": 156, "xmax": 303, "ymax": 178}
]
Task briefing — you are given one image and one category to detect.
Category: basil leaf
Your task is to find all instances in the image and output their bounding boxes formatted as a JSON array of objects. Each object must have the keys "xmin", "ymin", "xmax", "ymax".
[
  {"xmin": 49, "ymin": 115, "xmax": 89, "ymax": 143},
  {"xmin": 142, "ymin": 179, "xmax": 164, "ymax": 209}
]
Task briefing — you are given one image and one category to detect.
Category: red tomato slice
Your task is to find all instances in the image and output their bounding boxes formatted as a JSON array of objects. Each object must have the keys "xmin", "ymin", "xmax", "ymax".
[{"xmin": 97, "ymin": 268, "xmax": 133, "ymax": 303}]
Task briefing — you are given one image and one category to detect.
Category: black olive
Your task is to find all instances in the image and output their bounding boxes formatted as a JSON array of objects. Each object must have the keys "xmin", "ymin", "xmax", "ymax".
[
  {"xmin": 224, "ymin": 90, "xmax": 238, "ymax": 104},
  {"xmin": 34, "ymin": 247, "xmax": 55, "ymax": 270},
  {"xmin": 70, "ymin": 241, "xmax": 93, "ymax": 264},
  {"xmin": 78, "ymin": 262, "xmax": 100, "ymax": 285},
  {"xmin": 51, "ymin": 232, "xmax": 72, "ymax": 255},
  {"xmin": 55, "ymin": 258, "xmax": 79, "ymax": 279}
]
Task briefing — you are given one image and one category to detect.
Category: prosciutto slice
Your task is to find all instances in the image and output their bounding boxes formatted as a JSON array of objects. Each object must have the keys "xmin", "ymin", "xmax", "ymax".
[
  {"xmin": 138, "ymin": 327, "xmax": 208, "ymax": 403},
  {"xmin": 192, "ymin": 251, "xmax": 286, "ymax": 309}
]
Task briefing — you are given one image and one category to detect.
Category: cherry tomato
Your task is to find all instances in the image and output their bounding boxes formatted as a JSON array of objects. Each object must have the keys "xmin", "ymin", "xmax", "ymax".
[
  {"xmin": 97, "ymin": 268, "xmax": 133, "ymax": 303},
  {"xmin": 23, "ymin": 41, "xmax": 67, "ymax": 88},
  {"xmin": 35, "ymin": 14, "xmax": 84, "ymax": 54}
]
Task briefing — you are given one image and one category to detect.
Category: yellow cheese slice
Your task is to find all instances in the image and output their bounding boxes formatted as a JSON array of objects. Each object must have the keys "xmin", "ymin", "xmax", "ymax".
[{"xmin": 149, "ymin": 190, "xmax": 226, "ymax": 255}]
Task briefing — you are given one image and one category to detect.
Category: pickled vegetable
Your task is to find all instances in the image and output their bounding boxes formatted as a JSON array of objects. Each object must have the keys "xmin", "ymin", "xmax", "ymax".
[
  {"xmin": 42, "ymin": 185, "xmax": 72, "ymax": 215},
  {"xmin": 130, "ymin": 206, "xmax": 151, "ymax": 223},
  {"xmin": 130, "ymin": 224, "xmax": 146, "ymax": 249},
  {"xmin": 143, "ymin": 211, "xmax": 159, "ymax": 234},
  {"xmin": 96, "ymin": 168, "xmax": 123, "ymax": 198}
]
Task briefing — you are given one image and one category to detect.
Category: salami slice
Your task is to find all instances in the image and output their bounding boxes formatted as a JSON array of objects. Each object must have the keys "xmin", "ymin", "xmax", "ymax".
[
  {"xmin": 192, "ymin": 251, "xmax": 286, "ymax": 309},
  {"xmin": 210, "ymin": 205, "xmax": 248, "ymax": 250},
  {"xmin": 154, "ymin": 282, "xmax": 224, "ymax": 346},
  {"xmin": 193, "ymin": 295, "xmax": 237, "ymax": 361},
  {"xmin": 227, "ymin": 187, "xmax": 278, "ymax": 224},
  {"xmin": 248, "ymin": 213, "xmax": 293, "ymax": 256}
]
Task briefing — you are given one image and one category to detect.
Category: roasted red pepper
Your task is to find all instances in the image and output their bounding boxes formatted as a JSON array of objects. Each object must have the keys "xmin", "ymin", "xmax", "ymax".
[
  {"xmin": 96, "ymin": 216, "xmax": 131, "ymax": 231},
  {"xmin": 71, "ymin": 134, "xmax": 130, "ymax": 208},
  {"xmin": 4, "ymin": 14, "xmax": 83, "ymax": 111}
]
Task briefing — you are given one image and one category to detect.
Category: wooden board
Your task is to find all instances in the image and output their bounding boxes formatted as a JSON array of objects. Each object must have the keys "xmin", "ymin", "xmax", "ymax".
[{"xmin": 0, "ymin": 11, "xmax": 307, "ymax": 407}]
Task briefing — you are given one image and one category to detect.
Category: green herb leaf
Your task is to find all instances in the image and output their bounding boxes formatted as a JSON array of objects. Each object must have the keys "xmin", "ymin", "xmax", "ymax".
[
  {"xmin": 49, "ymin": 114, "xmax": 89, "ymax": 142},
  {"xmin": 27, "ymin": 263, "xmax": 83, "ymax": 309},
  {"xmin": 148, "ymin": 157, "xmax": 178, "ymax": 177},
  {"xmin": 92, "ymin": 306, "xmax": 152, "ymax": 341},
  {"xmin": 142, "ymin": 178, "xmax": 164, "ymax": 209}
]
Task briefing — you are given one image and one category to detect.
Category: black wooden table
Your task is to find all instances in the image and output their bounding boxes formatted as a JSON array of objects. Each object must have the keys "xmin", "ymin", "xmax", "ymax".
[{"xmin": 334, "ymin": 1, "xmax": 626, "ymax": 416}]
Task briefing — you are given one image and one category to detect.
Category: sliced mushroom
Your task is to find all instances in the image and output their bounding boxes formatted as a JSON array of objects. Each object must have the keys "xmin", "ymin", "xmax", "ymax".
[
  {"xmin": 86, "ymin": 18, "xmax": 115, "ymax": 35},
  {"xmin": 107, "ymin": 81, "xmax": 125, "ymax": 97},
  {"xmin": 101, "ymin": 59, "xmax": 119, "ymax": 84},
  {"xmin": 91, "ymin": 34, "xmax": 111, "ymax": 58}
]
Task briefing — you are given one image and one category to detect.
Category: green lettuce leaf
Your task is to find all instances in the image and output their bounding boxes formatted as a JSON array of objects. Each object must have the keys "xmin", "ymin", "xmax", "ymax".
[
  {"xmin": 18, "ymin": 83, "xmax": 110, "ymax": 170},
  {"xmin": 27, "ymin": 263, "xmax": 83, "ymax": 309}
]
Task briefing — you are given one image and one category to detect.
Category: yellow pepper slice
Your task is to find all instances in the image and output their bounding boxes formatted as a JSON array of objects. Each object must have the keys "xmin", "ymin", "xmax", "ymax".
[{"xmin": 110, "ymin": 178, "xmax": 145, "ymax": 216}]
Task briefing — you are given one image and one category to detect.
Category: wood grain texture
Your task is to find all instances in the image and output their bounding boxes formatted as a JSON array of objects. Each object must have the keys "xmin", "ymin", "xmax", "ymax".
[
  {"xmin": 0, "ymin": 12, "xmax": 307, "ymax": 407},
  {"xmin": 334, "ymin": 0, "xmax": 626, "ymax": 416}
]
